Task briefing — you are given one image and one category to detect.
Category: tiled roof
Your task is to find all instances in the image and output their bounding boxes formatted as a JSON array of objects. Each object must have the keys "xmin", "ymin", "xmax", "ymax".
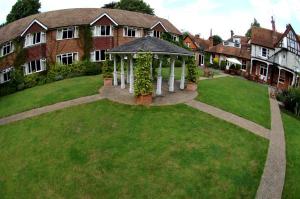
[
  {"xmin": 185, "ymin": 33, "xmax": 210, "ymax": 50},
  {"xmin": 251, "ymin": 26, "xmax": 282, "ymax": 48},
  {"xmin": 207, "ymin": 43, "xmax": 250, "ymax": 60},
  {"xmin": 0, "ymin": 8, "xmax": 181, "ymax": 45},
  {"xmin": 109, "ymin": 36, "xmax": 193, "ymax": 56}
]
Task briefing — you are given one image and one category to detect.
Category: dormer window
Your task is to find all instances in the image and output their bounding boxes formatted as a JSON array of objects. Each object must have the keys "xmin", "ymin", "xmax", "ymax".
[
  {"xmin": 57, "ymin": 27, "xmax": 79, "ymax": 40},
  {"xmin": 24, "ymin": 32, "xmax": 46, "ymax": 47},
  {"xmin": 261, "ymin": 47, "xmax": 269, "ymax": 58},
  {"xmin": 172, "ymin": 35, "xmax": 179, "ymax": 42},
  {"xmin": 0, "ymin": 42, "xmax": 14, "ymax": 57},
  {"xmin": 153, "ymin": 30, "xmax": 160, "ymax": 38},
  {"xmin": 124, "ymin": 27, "xmax": 138, "ymax": 37},
  {"xmin": 92, "ymin": 25, "xmax": 112, "ymax": 37}
]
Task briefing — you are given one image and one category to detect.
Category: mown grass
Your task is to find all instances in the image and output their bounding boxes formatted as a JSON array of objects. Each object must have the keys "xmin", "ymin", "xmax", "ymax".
[
  {"xmin": 197, "ymin": 77, "xmax": 271, "ymax": 129},
  {"xmin": 0, "ymin": 100, "xmax": 268, "ymax": 198},
  {"xmin": 0, "ymin": 75, "xmax": 103, "ymax": 118},
  {"xmin": 282, "ymin": 112, "xmax": 300, "ymax": 199}
]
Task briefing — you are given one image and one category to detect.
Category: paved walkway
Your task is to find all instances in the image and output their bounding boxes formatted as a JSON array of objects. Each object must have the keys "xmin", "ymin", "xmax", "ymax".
[
  {"xmin": 185, "ymin": 100, "xmax": 271, "ymax": 139},
  {"xmin": 0, "ymin": 95, "xmax": 103, "ymax": 126},
  {"xmin": 199, "ymin": 74, "xmax": 229, "ymax": 81},
  {"xmin": 255, "ymin": 89, "xmax": 286, "ymax": 199}
]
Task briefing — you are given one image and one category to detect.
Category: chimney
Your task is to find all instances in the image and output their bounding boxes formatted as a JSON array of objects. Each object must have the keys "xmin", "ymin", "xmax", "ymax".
[
  {"xmin": 209, "ymin": 29, "xmax": 214, "ymax": 47},
  {"xmin": 271, "ymin": 16, "xmax": 276, "ymax": 32},
  {"xmin": 231, "ymin": 30, "xmax": 234, "ymax": 38},
  {"xmin": 271, "ymin": 16, "xmax": 277, "ymax": 44}
]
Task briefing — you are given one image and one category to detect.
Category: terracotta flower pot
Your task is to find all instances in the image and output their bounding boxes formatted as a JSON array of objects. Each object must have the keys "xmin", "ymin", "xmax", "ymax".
[
  {"xmin": 104, "ymin": 78, "xmax": 113, "ymax": 86},
  {"xmin": 136, "ymin": 94, "xmax": 153, "ymax": 105},
  {"xmin": 186, "ymin": 82, "xmax": 197, "ymax": 91}
]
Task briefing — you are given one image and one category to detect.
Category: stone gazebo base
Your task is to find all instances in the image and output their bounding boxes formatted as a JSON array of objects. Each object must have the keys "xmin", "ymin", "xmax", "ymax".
[{"xmin": 99, "ymin": 80, "xmax": 198, "ymax": 106}]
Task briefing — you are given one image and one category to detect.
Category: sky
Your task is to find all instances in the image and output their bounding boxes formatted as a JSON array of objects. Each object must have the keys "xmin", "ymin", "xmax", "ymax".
[{"xmin": 1, "ymin": 0, "xmax": 299, "ymax": 39}]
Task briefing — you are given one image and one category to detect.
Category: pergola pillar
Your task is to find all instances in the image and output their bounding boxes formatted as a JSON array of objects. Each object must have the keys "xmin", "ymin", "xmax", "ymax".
[
  {"xmin": 250, "ymin": 58, "xmax": 253, "ymax": 76},
  {"xmin": 150, "ymin": 59, "xmax": 153, "ymax": 79},
  {"xmin": 129, "ymin": 55, "xmax": 134, "ymax": 94},
  {"xmin": 169, "ymin": 57, "xmax": 175, "ymax": 92},
  {"xmin": 180, "ymin": 58, "xmax": 186, "ymax": 90},
  {"xmin": 120, "ymin": 56, "xmax": 125, "ymax": 89},
  {"xmin": 277, "ymin": 67, "xmax": 282, "ymax": 87},
  {"xmin": 265, "ymin": 63, "xmax": 269, "ymax": 82},
  {"xmin": 156, "ymin": 58, "xmax": 163, "ymax": 95},
  {"xmin": 113, "ymin": 55, "xmax": 118, "ymax": 86},
  {"xmin": 127, "ymin": 58, "xmax": 130, "ymax": 84}
]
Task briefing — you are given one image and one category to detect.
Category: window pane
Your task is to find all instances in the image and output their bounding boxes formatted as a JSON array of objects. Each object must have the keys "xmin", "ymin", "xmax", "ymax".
[
  {"xmin": 62, "ymin": 56, "xmax": 68, "ymax": 65},
  {"xmin": 101, "ymin": 50, "xmax": 105, "ymax": 60},
  {"xmin": 63, "ymin": 30, "xmax": 68, "ymax": 39},
  {"xmin": 101, "ymin": 26, "xmax": 106, "ymax": 36},
  {"xmin": 36, "ymin": 33, "xmax": 41, "ymax": 43},
  {"xmin": 36, "ymin": 60, "xmax": 41, "ymax": 71},
  {"xmin": 106, "ymin": 26, "xmax": 110, "ymax": 35},
  {"xmin": 95, "ymin": 51, "xmax": 100, "ymax": 61},
  {"xmin": 68, "ymin": 54, "xmax": 73, "ymax": 64},
  {"xmin": 31, "ymin": 61, "xmax": 36, "ymax": 72},
  {"xmin": 68, "ymin": 29, "xmax": 73, "ymax": 38}
]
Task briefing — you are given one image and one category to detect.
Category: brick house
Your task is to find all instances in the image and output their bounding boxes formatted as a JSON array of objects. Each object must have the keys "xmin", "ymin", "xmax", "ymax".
[
  {"xmin": 249, "ymin": 18, "xmax": 300, "ymax": 89},
  {"xmin": 183, "ymin": 34, "xmax": 211, "ymax": 67},
  {"xmin": 206, "ymin": 31, "xmax": 251, "ymax": 73},
  {"xmin": 0, "ymin": 8, "xmax": 181, "ymax": 84}
]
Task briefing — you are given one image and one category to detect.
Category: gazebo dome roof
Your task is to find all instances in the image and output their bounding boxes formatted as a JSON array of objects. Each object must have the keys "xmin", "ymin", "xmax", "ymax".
[{"xmin": 108, "ymin": 36, "xmax": 193, "ymax": 56}]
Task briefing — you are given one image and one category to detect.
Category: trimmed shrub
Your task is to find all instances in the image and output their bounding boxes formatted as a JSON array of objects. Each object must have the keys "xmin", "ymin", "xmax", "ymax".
[
  {"xmin": 277, "ymin": 88, "xmax": 300, "ymax": 117},
  {"xmin": 220, "ymin": 61, "xmax": 227, "ymax": 70},
  {"xmin": 103, "ymin": 59, "xmax": 113, "ymax": 78},
  {"xmin": 134, "ymin": 53, "xmax": 153, "ymax": 96},
  {"xmin": 187, "ymin": 63, "xmax": 198, "ymax": 83}
]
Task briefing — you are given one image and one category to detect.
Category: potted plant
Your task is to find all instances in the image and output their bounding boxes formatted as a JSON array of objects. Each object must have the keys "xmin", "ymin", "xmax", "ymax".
[
  {"xmin": 102, "ymin": 59, "xmax": 113, "ymax": 86},
  {"xmin": 186, "ymin": 63, "xmax": 198, "ymax": 91},
  {"xmin": 134, "ymin": 53, "xmax": 153, "ymax": 105}
]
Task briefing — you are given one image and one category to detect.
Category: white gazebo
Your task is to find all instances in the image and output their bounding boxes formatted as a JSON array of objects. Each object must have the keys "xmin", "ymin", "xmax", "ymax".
[{"xmin": 107, "ymin": 36, "xmax": 194, "ymax": 96}]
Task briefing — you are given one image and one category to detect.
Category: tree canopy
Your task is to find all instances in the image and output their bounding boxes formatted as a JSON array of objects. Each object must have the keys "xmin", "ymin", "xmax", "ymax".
[
  {"xmin": 102, "ymin": 0, "xmax": 154, "ymax": 15},
  {"xmin": 245, "ymin": 18, "xmax": 260, "ymax": 37},
  {"xmin": 212, "ymin": 35, "xmax": 223, "ymax": 46},
  {"xmin": 6, "ymin": 0, "xmax": 41, "ymax": 24}
]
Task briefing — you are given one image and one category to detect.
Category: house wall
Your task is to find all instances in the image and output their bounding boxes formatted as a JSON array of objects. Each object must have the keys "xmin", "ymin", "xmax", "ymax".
[
  {"xmin": 0, "ymin": 53, "xmax": 15, "ymax": 70},
  {"xmin": 26, "ymin": 44, "xmax": 47, "ymax": 62},
  {"xmin": 251, "ymin": 44, "xmax": 274, "ymax": 61},
  {"xmin": 183, "ymin": 36, "xmax": 197, "ymax": 50},
  {"xmin": 23, "ymin": 23, "xmax": 45, "ymax": 35}
]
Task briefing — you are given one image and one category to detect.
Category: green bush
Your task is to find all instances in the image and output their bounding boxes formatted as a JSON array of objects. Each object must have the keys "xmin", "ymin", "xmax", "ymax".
[
  {"xmin": 277, "ymin": 88, "xmax": 300, "ymax": 117},
  {"xmin": 187, "ymin": 63, "xmax": 198, "ymax": 83},
  {"xmin": 134, "ymin": 53, "xmax": 153, "ymax": 96},
  {"xmin": 24, "ymin": 72, "xmax": 47, "ymax": 88},
  {"xmin": 220, "ymin": 61, "xmax": 227, "ymax": 70},
  {"xmin": 102, "ymin": 59, "xmax": 113, "ymax": 78}
]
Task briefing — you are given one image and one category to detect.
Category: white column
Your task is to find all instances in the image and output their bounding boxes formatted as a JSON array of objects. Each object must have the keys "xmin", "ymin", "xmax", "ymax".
[
  {"xmin": 113, "ymin": 55, "xmax": 118, "ymax": 86},
  {"xmin": 127, "ymin": 60, "xmax": 130, "ymax": 84},
  {"xmin": 120, "ymin": 56, "xmax": 125, "ymax": 89},
  {"xmin": 277, "ymin": 68, "xmax": 281, "ymax": 87},
  {"xmin": 250, "ymin": 58, "xmax": 253, "ymax": 76},
  {"xmin": 129, "ymin": 55, "xmax": 134, "ymax": 94},
  {"xmin": 265, "ymin": 63, "xmax": 269, "ymax": 82},
  {"xmin": 156, "ymin": 58, "xmax": 163, "ymax": 95},
  {"xmin": 180, "ymin": 59, "xmax": 186, "ymax": 90},
  {"xmin": 150, "ymin": 59, "xmax": 153, "ymax": 79},
  {"xmin": 169, "ymin": 57, "xmax": 175, "ymax": 92},
  {"xmin": 292, "ymin": 72, "xmax": 296, "ymax": 86}
]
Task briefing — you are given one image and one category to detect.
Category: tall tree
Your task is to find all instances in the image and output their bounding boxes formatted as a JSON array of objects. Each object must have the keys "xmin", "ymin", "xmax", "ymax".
[
  {"xmin": 6, "ymin": 0, "xmax": 41, "ymax": 24},
  {"xmin": 102, "ymin": 2, "xmax": 118, "ymax": 9},
  {"xmin": 102, "ymin": 0, "xmax": 154, "ymax": 15},
  {"xmin": 212, "ymin": 35, "xmax": 222, "ymax": 46},
  {"xmin": 245, "ymin": 18, "xmax": 260, "ymax": 37}
]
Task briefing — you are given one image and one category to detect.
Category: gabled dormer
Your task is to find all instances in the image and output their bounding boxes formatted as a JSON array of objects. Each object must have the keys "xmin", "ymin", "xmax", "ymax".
[
  {"xmin": 276, "ymin": 24, "xmax": 300, "ymax": 56},
  {"xmin": 21, "ymin": 19, "xmax": 48, "ymax": 48},
  {"xmin": 90, "ymin": 13, "xmax": 118, "ymax": 37},
  {"xmin": 149, "ymin": 21, "xmax": 168, "ymax": 38}
]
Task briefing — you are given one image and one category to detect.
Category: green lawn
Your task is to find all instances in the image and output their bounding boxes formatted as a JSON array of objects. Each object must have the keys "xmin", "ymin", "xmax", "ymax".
[
  {"xmin": 0, "ymin": 75, "xmax": 103, "ymax": 118},
  {"xmin": 282, "ymin": 112, "xmax": 300, "ymax": 199},
  {"xmin": 0, "ymin": 100, "xmax": 268, "ymax": 198},
  {"xmin": 197, "ymin": 77, "xmax": 271, "ymax": 129},
  {"xmin": 161, "ymin": 67, "xmax": 204, "ymax": 80}
]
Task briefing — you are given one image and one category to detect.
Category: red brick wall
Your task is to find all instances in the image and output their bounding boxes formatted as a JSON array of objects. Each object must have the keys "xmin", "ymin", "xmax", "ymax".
[
  {"xmin": 152, "ymin": 23, "xmax": 166, "ymax": 32},
  {"xmin": 93, "ymin": 37, "xmax": 114, "ymax": 50},
  {"xmin": 24, "ymin": 23, "xmax": 45, "ymax": 35},
  {"xmin": 183, "ymin": 36, "xmax": 197, "ymax": 51},
  {"xmin": 0, "ymin": 53, "xmax": 15, "ymax": 70},
  {"xmin": 25, "ymin": 44, "xmax": 47, "ymax": 62},
  {"xmin": 93, "ymin": 15, "xmax": 115, "ymax": 26}
]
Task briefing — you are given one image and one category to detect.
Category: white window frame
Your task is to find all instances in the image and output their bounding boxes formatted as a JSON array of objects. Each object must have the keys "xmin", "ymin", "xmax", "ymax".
[
  {"xmin": 123, "ymin": 26, "xmax": 138, "ymax": 37},
  {"xmin": 259, "ymin": 64, "xmax": 267, "ymax": 79},
  {"xmin": 153, "ymin": 30, "xmax": 160, "ymax": 38},
  {"xmin": 24, "ymin": 32, "xmax": 46, "ymax": 47},
  {"xmin": 0, "ymin": 67, "xmax": 13, "ymax": 84},
  {"xmin": 199, "ymin": 54, "xmax": 204, "ymax": 66},
  {"xmin": 56, "ymin": 52, "xmax": 79, "ymax": 65},
  {"xmin": 0, "ymin": 41, "xmax": 14, "ymax": 57},
  {"xmin": 90, "ymin": 50, "xmax": 106, "ymax": 62},
  {"xmin": 172, "ymin": 35, "xmax": 179, "ymax": 42},
  {"xmin": 56, "ymin": 26, "xmax": 79, "ymax": 40},
  {"xmin": 241, "ymin": 60, "xmax": 247, "ymax": 71},
  {"xmin": 261, "ymin": 47, "xmax": 269, "ymax": 58},
  {"xmin": 92, "ymin": 25, "xmax": 113, "ymax": 37},
  {"xmin": 24, "ymin": 59, "xmax": 46, "ymax": 75}
]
